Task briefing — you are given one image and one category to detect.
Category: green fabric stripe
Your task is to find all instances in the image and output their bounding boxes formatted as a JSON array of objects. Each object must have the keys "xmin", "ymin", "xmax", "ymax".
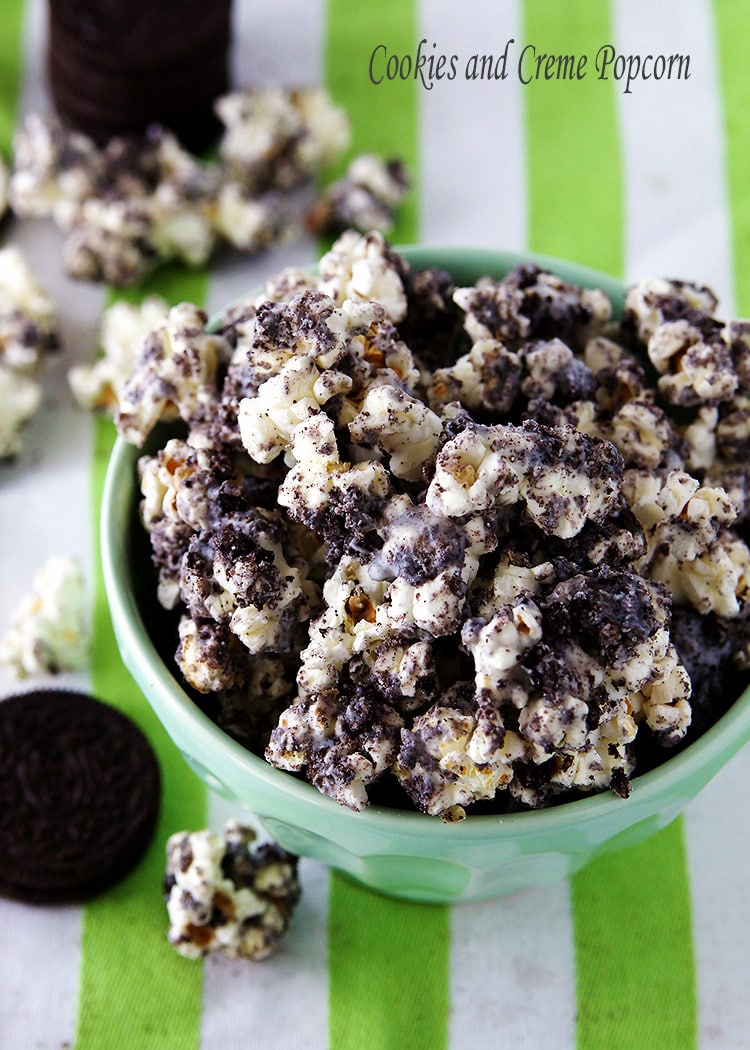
[
  {"xmin": 324, "ymin": 4, "xmax": 449, "ymax": 1050},
  {"xmin": 0, "ymin": 0, "xmax": 25, "ymax": 158},
  {"xmin": 521, "ymin": 2, "xmax": 697, "ymax": 1048},
  {"xmin": 571, "ymin": 823, "xmax": 697, "ymax": 1050},
  {"xmin": 522, "ymin": 1, "xmax": 623, "ymax": 277},
  {"xmin": 328, "ymin": 876, "xmax": 450, "ymax": 1050},
  {"xmin": 714, "ymin": 0, "xmax": 750, "ymax": 314},
  {"xmin": 77, "ymin": 265, "xmax": 209, "ymax": 1050},
  {"xmin": 324, "ymin": 0, "xmax": 419, "ymax": 244}
]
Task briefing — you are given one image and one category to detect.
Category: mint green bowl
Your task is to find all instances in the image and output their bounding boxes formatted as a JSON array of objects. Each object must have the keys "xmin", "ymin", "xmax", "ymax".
[{"xmin": 101, "ymin": 247, "xmax": 750, "ymax": 904}]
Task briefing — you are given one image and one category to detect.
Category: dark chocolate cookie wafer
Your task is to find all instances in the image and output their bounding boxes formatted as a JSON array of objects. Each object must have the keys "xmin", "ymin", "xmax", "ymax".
[{"xmin": 0, "ymin": 689, "xmax": 161, "ymax": 903}]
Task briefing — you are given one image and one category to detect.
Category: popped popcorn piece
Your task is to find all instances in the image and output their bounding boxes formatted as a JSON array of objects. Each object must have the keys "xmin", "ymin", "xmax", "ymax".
[
  {"xmin": 624, "ymin": 468, "xmax": 749, "ymax": 617},
  {"xmin": 69, "ymin": 295, "xmax": 170, "ymax": 413},
  {"xmin": 716, "ymin": 394, "xmax": 750, "ymax": 461},
  {"xmin": 0, "ymin": 365, "xmax": 41, "ymax": 460},
  {"xmin": 648, "ymin": 318, "xmax": 737, "ymax": 406},
  {"xmin": 0, "ymin": 556, "xmax": 88, "ymax": 676},
  {"xmin": 308, "ymin": 154, "xmax": 410, "ymax": 235},
  {"xmin": 9, "ymin": 113, "xmax": 99, "ymax": 222},
  {"xmin": 607, "ymin": 398, "xmax": 677, "ymax": 470},
  {"xmin": 147, "ymin": 129, "xmax": 221, "ymax": 268},
  {"xmin": 294, "ymin": 555, "xmax": 391, "ymax": 700},
  {"xmin": 428, "ymin": 338, "xmax": 522, "ymax": 414},
  {"xmin": 0, "ymin": 244, "xmax": 59, "ymax": 372},
  {"xmin": 237, "ymin": 356, "xmax": 337, "ymax": 463},
  {"xmin": 175, "ymin": 615, "xmax": 255, "ymax": 694},
  {"xmin": 62, "ymin": 195, "xmax": 157, "ymax": 286},
  {"xmin": 318, "ymin": 229, "xmax": 408, "ymax": 323},
  {"xmin": 623, "ymin": 275, "xmax": 719, "ymax": 345},
  {"xmin": 182, "ymin": 508, "xmax": 316, "ymax": 656},
  {"xmin": 116, "ymin": 303, "xmax": 230, "ymax": 445},
  {"xmin": 213, "ymin": 184, "xmax": 286, "ymax": 252},
  {"xmin": 521, "ymin": 337, "xmax": 597, "ymax": 404},
  {"xmin": 0, "ymin": 245, "xmax": 60, "ymax": 460},
  {"xmin": 216, "ymin": 85, "xmax": 350, "ymax": 192},
  {"xmin": 462, "ymin": 597, "xmax": 543, "ymax": 699},
  {"xmin": 395, "ymin": 685, "xmax": 525, "ymax": 819},
  {"xmin": 277, "ymin": 413, "xmax": 390, "ymax": 561},
  {"xmin": 164, "ymin": 822, "xmax": 300, "ymax": 961},
  {"xmin": 631, "ymin": 643, "xmax": 692, "ymax": 744},
  {"xmin": 266, "ymin": 684, "xmax": 404, "ymax": 810},
  {"xmin": 650, "ymin": 532, "xmax": 750, "ymax": 619},
  {"xmin": 454, "ymin": 263, "xmax": 611, "ymax": 348},
  {"xmin": 426, "ymin": 419, "xmax": 623, "ymax": 537},
  {"xmin": 238, "ymin": 289, "xmax": 384, "ymax": 384},
  {"xmin": 349, "ymin": 385, "xmax": 442, "ymax": 481}
]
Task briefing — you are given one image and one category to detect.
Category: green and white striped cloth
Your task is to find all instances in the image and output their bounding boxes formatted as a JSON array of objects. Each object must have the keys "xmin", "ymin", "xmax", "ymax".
[{"xmin": 1, "ymin": 1, "xmax": 749, "ymax": 1047}]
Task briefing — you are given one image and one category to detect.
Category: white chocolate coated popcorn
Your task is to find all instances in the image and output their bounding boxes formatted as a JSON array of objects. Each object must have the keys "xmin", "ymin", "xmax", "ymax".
[
  {"xmin": 69, "ymin": 295, "xmax": 169, "ymax": 413},
  {"xmin": 0, "ymin": 556, "xmax": 88, "ymax": 677},
  {"xmin": 216, "ymin": 86, "xmax": 350, "ymax": 192},
  {"xmin": 0, "ymin": 365, "xmax": 41, "ymax": 460},
  {"xmin": 309, "ymin": 154, "xmax": 410, "ymax": 235},
  {"xmin": 165, "ymin": 822, "xmax": 300, "ymax": 961},
  {"xmin": 0, "ymin": 244, "xmax": 58, "ymax": 372},
  {"xmin": 318, "ymin": 230, "xmax": 408, "ymax": 323},
  {"xmin": 117, "ymin": 303, "xmax": 229, "ymax": 445},
  {"xmin": 426, "ymin": 420, "xmax": 622, "ymax": 537}
]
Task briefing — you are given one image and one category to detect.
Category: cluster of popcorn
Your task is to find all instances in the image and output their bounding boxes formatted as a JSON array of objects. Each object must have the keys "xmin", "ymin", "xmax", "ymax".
[
  {"xmin": 164, "ymin": 821, "xmax": 300, "ymax": 960},
  {"xmin": 0, "ymin": 244, "xmax": 59, "ymax": 459},
  {"xmin": 8, "ymin": 91, "xmax": 409, "ymax": 286},
  {"xmin": 121, "ymin": 232, "xmax": 750, "ymax": 817}
]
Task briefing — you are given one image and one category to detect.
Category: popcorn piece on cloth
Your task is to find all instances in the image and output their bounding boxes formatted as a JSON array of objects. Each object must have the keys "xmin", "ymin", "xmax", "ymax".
[
  {"xmin": 0, "ymin": 244, "xmax": 59, "ymax": 373},
  {"xmin": 0, "ymin": 556, "xmax": 89, "ymax": 676},
  {"xmin": 0, "ymin": 366, "xmax": 41, "ymax": 460},
  {"xmin": 69, "ymin": 294, "xmax": 169, "ymax": 413},
  {"xmin": 307, "ymin": 154, "xmax": 410, "ymax": 235},
  {"xmin": 164, "ymin": 822, "xmax": 300, "ymax": 961},
  {"xmin": 216, "ymin": 85, "xmax": 350, "ymax": 192},
  {"xmin": 9, "ymin": 112, "xmax": 100, "ymax": 223},
  {"xmin": 0, "ymin": 245, "xmax": 59, "ymax": 459}
]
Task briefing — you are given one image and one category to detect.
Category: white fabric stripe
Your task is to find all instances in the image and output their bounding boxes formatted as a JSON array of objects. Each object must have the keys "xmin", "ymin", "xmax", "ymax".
[
  {"xmin": 417, "ymin": 0, "xmax": 527, "ymax": 251},
  {"xmin": 200, "ymin": 5, "xmax": 330, "ymax": 1049},
  {"xmin": 204, "ymin": 794, "xmax": 330, "ymax": 1050},
  {"xmin": 684, "ymin": 750, "xmax": 750, "ymax": 1050},
  {"xmin": 0, "ymin": 0, "xmax": 105, "ymax": 1047},
  {"xmin": 419, "ymin": 5, "xmax": 576, "ymax": 1046},
  {"xmin": 613, "ymin": 3, "xmax": 750, "ymax": 1046},
  {"xmin": 613, "ymin": 0, "xmax": 734, "ymax": 308},
  {"xmin": 448, "ymin": 881, "xmax": 577, "ymax": 1050}
]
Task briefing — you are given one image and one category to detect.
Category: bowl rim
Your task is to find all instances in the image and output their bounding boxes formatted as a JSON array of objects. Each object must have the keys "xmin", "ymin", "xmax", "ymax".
[{"xmin": 101, "ymin": 244, "xmax": 750, "ymax": 839}]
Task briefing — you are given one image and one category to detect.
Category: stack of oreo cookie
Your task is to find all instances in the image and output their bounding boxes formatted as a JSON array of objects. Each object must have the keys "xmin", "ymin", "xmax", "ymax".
[{"xmin": 47, "ymin": 0, "xmax": 232, "ymax": 152}]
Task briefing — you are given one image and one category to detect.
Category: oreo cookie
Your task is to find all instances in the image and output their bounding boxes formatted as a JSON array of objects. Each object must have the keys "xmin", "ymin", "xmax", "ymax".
[{"xmin": 0, "ymin": 689, "xmax": 161, "ymax": 903}]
